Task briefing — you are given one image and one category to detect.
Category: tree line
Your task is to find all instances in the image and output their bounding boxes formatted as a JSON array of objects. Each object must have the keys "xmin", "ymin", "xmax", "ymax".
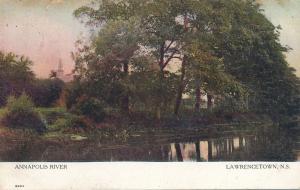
[
  {"xmin": 0, "ymin": 51, "xmax": 64, "ymax": 107},
  {"xmin": 1, "ymin": 0, "xmax": 299, "ymax": 125},
  {"xmin": 69, "ymin": 0, "xmax": 300, "ymax": 120}
]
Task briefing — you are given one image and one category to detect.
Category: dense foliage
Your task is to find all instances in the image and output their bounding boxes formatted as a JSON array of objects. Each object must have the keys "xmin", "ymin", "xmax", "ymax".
[
  {"xmin": 29, "ymin": 78, "xmax": 64, "ymax": 107},
  {"xmin": 211, "ymin": 1, "xmax": 300, "ymax": 117},
  {"xmin": 0, "ymin": 52, "xmax": 34, "ymax": 106},
  {"xmin": 0, "ymin": 51, "xmax": 65, "ymax": 108},
  {"xmin": 1, "ymin": 0, "xmax": 299, "ymax": 133},
  {"xmin": 70, "ymin": 96, "xmax": 106, "ymax": 122},
  {"xmin": 72, "ymin": 0, "xmax": 300, "ymax": 120},
  {"xmin": 1, "ymin": 94, "xmax": 46, "ymax": 133}
]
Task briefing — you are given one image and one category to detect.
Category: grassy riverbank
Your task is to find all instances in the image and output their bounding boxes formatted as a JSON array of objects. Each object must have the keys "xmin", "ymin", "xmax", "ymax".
[
  {"xmin": 0, "ymin": 106, "xmax": 275, "ymax": 143},
  {"xmin": 2, "ymin": 106, "xmax": 298, "ymax": 162}
]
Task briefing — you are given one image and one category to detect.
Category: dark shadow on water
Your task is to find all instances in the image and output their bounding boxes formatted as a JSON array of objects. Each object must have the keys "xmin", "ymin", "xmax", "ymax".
[{"xmin": 1, "ymin": 125, "xmax": 299, "ymax": 162}]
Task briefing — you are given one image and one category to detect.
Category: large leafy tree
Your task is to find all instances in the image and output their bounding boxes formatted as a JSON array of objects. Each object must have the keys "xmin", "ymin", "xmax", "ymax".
[
  {"xmin": 0, "ymin": 51, "xmax": 65, "ymax": 108},
  {"xmin": 71, "ymin": 19, "xmax": 142, "ymax": 112},
  {"xmin": 29, "ymin": 78, "xmax": 65, "ymax": 107},
  {"xmin": 211, "ymin": 0, "xmax": 300, "ymax": 117},
  {"xmin": 74, "ymin": 0, "xmax": 239, "ymax": 116},
  {"xmin": 0, "ymin": 51, "xmax": 35, "ymax": 106},
  {"xmin": 74, "ymin": 0, "xmax": 300, "ymax": 119}
]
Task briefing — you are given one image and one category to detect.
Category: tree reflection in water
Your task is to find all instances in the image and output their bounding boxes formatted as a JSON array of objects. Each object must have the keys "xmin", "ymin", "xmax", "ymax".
[{"xmin": 0, "ymin": 127, "xmax": 299, "ymax": 162}]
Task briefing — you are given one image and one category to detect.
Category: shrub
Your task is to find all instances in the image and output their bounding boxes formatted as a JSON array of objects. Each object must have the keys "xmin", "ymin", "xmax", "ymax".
[
  {"xmin": 37, "ymin": 107, "xmax": 68, "ymax": 125},
  {"xmin": 2, "ymin": 94, "xmax": 46, "ymax": 133},
  {"xmin": 57, "ymin": 115, "xmax": 93, "ymax": 133},
  {"xmin": 65, "ymin": 80, "xmax": 83, "ymax": 109},
  {"xmin": 28, "ymin": 78, "xmax": 64, "ymax": 107},
  {"xmin": 68, "ymin": 115, "xmax": 91, "ymax": 129},
  {"xmin": 53, "ymin": 116, "xmax": 90, "ymax": 130},
  {"xmin": 0, "ymin": 108, "xmax": 6, "ymax": 119},
  {"xmin": 214, "ymin": 97, "xmax": 248, "ymax": 115},
  {"xmin": 71, "ymin": 96, "xmax": 106, "ymax": 122},
  {"xmin": 48, "ymin": 118, "xmax": 69, "ymax": 131},
  {"xmin": 36, "ymin": 107, "xmax": 91, "ymax": 131},
  {"xmin": 0, "ymin": 51, "xmax": 35, "ymax": 106}
]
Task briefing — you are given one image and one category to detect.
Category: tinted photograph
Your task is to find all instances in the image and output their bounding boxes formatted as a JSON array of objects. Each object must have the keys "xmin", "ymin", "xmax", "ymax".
[{"xmin": 0, "ymin": 0, "xmax": 299, "ymax": 162}]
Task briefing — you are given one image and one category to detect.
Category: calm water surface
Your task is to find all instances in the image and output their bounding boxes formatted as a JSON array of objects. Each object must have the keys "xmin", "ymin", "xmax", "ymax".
[{"xmin": 1, "ymin": 125, "xmax": 300, "ymax": 162}]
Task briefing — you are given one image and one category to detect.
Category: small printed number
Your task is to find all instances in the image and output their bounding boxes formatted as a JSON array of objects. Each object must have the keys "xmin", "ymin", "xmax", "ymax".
[{"xmin": 15, "ymin": 185, "xmax": 24, "ymax": 188}]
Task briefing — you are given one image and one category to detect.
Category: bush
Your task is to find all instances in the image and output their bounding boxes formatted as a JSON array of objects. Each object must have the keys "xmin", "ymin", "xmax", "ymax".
[
  {"xmin": 2, "ymin": 94, "xmax": 46, "ymax": 133},
  {"xmin": 71, "ymin": 96, "xmax": 106, "ymax": 122},
  {"xmin": 50, "ymin": 116, "xmax": 91, "ymax": 131},
  {"xmin": 37, "ymin": 107, "xmax": 68, "ymax": 125},
  {"xmin": 0, "ymin": 51, "xmax": 35, "ymax": 106},
  {"xmin": 36, "ymin": 107, "xmax": 91, "ymax": 131},
  {"xmin": 47, "ymin": 118, "xmax": 68, "ymax": 131},
  {"xmin": 68, "ymin": 115, "xmax": 91, "ymax": 129},
  {"xmin": 28, "ymin": 78, "xmax": 64, "ymax": 107},
  {"xmin": 214, "ymin": 97, "xmax": 248, "ymax": 115},
  {"xmin": 65, "ymin": 80, "xmax": 83, "ymax": 109}
]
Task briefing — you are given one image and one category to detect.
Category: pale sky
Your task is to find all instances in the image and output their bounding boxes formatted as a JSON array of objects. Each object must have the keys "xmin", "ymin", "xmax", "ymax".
[
  {"xmin": 259, "ymin": 0, "xmax": 300, "ymax": 76},
  {"xmin": 0, "ymin": 0, "xmax": 88, "ymax": 77},
  {"xmin": 0, "ymin": 0, "xmax": 299, "ymax": 77}
]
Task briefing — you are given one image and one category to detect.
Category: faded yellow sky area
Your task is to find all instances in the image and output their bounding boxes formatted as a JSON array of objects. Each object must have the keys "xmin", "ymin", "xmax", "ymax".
[
  {"xmin": 0, "ymin": 0, "xmax": 299, "ymax": 77},
  {"xmin": 259, "ymin": 0, "xmax": 300, "ymax": 76}
]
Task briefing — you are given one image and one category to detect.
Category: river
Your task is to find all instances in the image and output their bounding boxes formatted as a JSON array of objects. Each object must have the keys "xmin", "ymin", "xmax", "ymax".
[{"xmin": 1, "ymin": 123, "xmax": 299, "ymax": 162}]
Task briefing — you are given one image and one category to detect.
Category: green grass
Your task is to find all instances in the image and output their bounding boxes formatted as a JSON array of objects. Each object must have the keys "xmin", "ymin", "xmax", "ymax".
[
  {"xmin": 2, "ymin": 106, "xmax": 88, "ymax": 134},
  {"xmin": 36, "ymin": 107, "xmax": 67, "ymax": 115},
  {"xmin": 36, "ymin": 107, "xmax": 77, "ymax": 132},
  {"xmin": 0, "ymin": 108, "xmax": 6, "ymax": 119}
]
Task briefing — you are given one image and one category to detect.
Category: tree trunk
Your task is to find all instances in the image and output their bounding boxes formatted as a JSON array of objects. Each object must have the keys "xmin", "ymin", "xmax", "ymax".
[
  {"xmin": 121, "ymin": 95, "xmax": 129, "ymax": 113},
  {"xmin": 121, "ymin": 61, "xmax": 129, "ymax": 113},
  {"xmin": 174, "ymin": 14, "xmax": 189, "ymax": 117},
  {"xmin": 195, "ymin": 141, "xmax": 201, "ymax": 161},
  {"xmin": 207, "ymin": 94, "xmax": 213, "ymax": 110},
  {"xmin": 208, "ymin": 140, "xmax": 213, "ymax": 161},
  {"xmin": 228, "ymin": 138, "xmax": 234, "ymax": 153},
  {"xmin": 155, "ymin": 67, "xmax": 165, "ymax": 121},
  {"xmin": 175, "ymin": 143, "xmax": 183, "ymax": 161},
  {"xmin": 231, "ymin": 139, "xmax": 234, "ymax": 152},
  {"xmin": 156, "ymin": 106, "xmax": 161, "ymax": 120},
  {"xmin": 239, "ymin": 136, "xmax": 243, "ymax": 150},
  {"xmin": 224, "ymin": 140, "xmax": 228, "ymax": 156},
  {"xmin": 195, "ymin": 82, "xmax": 201, "ymax": 112},
  {"xmin": 174, "ymin": 56, "xmax": 186, "ymax": 116}
]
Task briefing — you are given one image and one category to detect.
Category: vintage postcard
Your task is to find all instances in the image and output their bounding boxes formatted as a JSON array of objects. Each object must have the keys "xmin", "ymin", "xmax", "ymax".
[{"xmin": 0, "ymin": 0, "xmax": 299, "ymax": 189}]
